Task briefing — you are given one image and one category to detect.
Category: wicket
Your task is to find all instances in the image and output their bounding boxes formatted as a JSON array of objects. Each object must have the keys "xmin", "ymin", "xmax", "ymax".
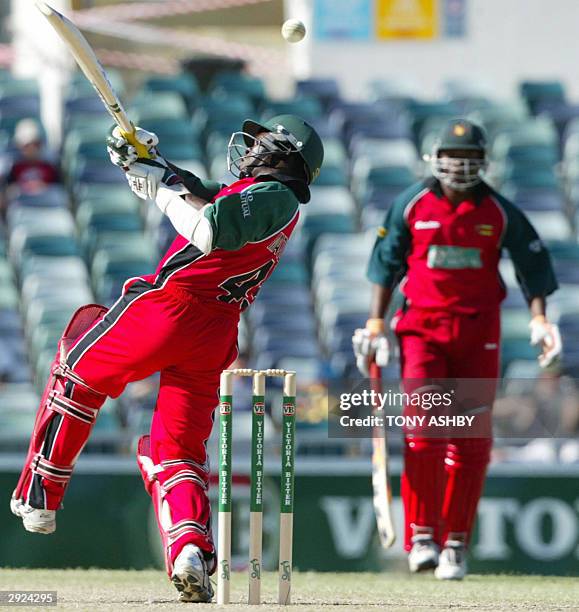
[{"xmin": 217, "ymin": 368, "xmax": 297, "ymax": 606}]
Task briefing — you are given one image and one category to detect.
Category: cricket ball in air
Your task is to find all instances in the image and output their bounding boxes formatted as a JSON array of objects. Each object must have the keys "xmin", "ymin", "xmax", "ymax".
[{"xmin": 282, "ymin": 19, "xmax": 306, "ymax": 43}]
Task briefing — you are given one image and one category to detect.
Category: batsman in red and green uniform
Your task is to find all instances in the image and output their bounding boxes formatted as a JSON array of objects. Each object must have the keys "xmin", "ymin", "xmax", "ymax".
[
  {"xmin": 353, "ymin": 119, "xmax": 561, "ymax": 580},
  {"xmin": 11, "ymin": 114, "xmax": 323, "ymax": 602}
]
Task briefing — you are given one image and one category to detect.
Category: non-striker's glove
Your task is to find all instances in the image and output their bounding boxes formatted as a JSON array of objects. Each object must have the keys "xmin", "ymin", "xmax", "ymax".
[
  {"xmin": 352, "ymin": 318, "xmax": 390, "ymax": 377},
  {"xmin": 529, "ymin": 315, "xmax": 562, "ymax": 368}
]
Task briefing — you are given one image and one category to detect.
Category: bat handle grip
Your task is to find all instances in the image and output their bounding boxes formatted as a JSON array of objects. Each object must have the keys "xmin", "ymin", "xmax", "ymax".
[{"xmin": 120, "ymin": 125, "xmax": 155, "ymax": 160}]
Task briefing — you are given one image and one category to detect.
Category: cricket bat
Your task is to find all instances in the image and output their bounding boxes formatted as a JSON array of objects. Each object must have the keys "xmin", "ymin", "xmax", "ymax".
[
  {"xmin": 35, "ymin": 0, "xmax": 152, "ymax": 159},
  {"xmin": 370, "ymin": 361, "xmax": 396, "ymax": 549}
]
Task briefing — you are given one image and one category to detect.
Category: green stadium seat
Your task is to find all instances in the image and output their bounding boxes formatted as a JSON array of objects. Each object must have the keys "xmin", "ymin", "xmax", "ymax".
[
  {"xmin": 469, "ymin": 102, "xmax": 529, "ymax": 140},
  {"xmin": 0, "ymin": 258, "xmax": 13, "ymax": 284},
  {"xmin": 24, "ymin": 296, "xmax": 89, "ymax": 331},
  {"xmin": 20, "ymin": 256, "xmax": 88, "ymax": 285},
  {"xmin": 0, "ymin": 383, "xmax": 39, "ymax": 412},
  {"xmin": 21, "ymin": 277, "xmax": 92, "ymax": 313},
  {"xmin": 367, "ymin": 77, "xmax": 419, "ymax": 101},
  {"xmin": 73, "ymin": 184, "xmax": 137, "ymax": 209},
  {"xmin": 22, "ymin": 306, "xmax": 71, "ymax": 332},
  {"xmin": 68, "ymin": 69, "xmax": 125, "ymax": 99},
  {"xmin": 160, "ymin": 141, "xmax": 204, "ymax": 161},
  {"xmin": 302, "ymin": 215, "xmax": 357, "ymax": 266},
  {"xmin": 268, "ymin": 260, "xmax": 308, "ymax": 284},
  {"xmin": 261, "ymin": 97, "xmax": 323, "ymax": 123},
  {"xmin": 29, "ymin": 325, "xmax": 63, "ymax": 363},
  {"xmin": 0, "ymin": 284, "xmax": 18, "ymax": 309},
  {"xmin": 309, "ymin": 187, "xmax": 356, "ymax": 215},
  {"xmin": 76, "ymin": 196, "xmax": 139, "ymax": 220},
  {"xmin": 500, "ymin": 168, "xmax": 560, "ymax": 190},
  {"xmin": 63, "ymin": 115, "xmax": 111, "ymax": 142},
  {"xmin": 501, "ymin": 309, "xmax": 531, "ymax": 341},
  {"xmin": 0, "ymin": 78, "xmax": 39, "ymax": 98},
  {"xmin": 209, "ymin": 72, "xmax": 266, "ymax": 106},
  {"xmin": 351, "ymin": 164, "xmax": 416, "ymax": 205},
  {"xmin": 0, "ymin": 408, "xmax": 36, "ymax": 441},
  {"xmin": 205, "ymin": 132, "xmax": 229, "ymax": 160},
  {"xmin": 138, "ymin": 118, "xmax": 202, "ymax": 150},
  {"xmin": 142, "ymin": 74, "xmax": 200, "ymax": 109},
  {"xmin": 63, "ymin": 118, "xmax": 111, "ymax": 149},
  {"xmin": 7, "ymin": 207, "xmax": 75, "ymax": 236},
  {"xmin": 92, "ymin": 235, "xmax": 157, "ymax": 264},
  {"xmin": 91, "ymin": 251, "xmax": 155, "ymax": 295},
  {"xmin": 130, "ymin": 92, "xmax": 188, "ymax": 121},
  {"xmin": 351, "ymin": 137, "xmax": 418, "ymax": 168},
  {"xmin": 10, "ymin": 234, "xmax": 80, "ymax": 270},
  {"xmin": 545, "ymin": 241, "xmax": 579, "ymax": 260},
  {"xmin": 194, "ymin": 95, "xmax": 254, "ymax": 139},
  {"xmin": 33, "ymin": 349, "xmax": 55, "ymax": 389},
  {"xmin": 527, "ymin": 211, "xmax": 572, "ymax": 241},
  {"xmin": 76, "ymin": 207, "xmax": 142, "ymax": 238},
  {"xmin": 314, "ymin": 166, "xmax": 349, "ymax": 187},
  {"xmin": 93, "ymin": 401, "xmax": 123, "ymax": 433},
  {"xmin": 501, "ymin": 339, "xmax": 539, "ymax": 374},
  {"xmin": 520, "ymin": 80, "xmax": 566, "ymax": 113},
  {"xmin": 314, "ymin": 138, "xmax": 349, "ymax": 187},
  {"xmin": 405, "ymin": 101, "xmax": 458, "ymax": 145}
]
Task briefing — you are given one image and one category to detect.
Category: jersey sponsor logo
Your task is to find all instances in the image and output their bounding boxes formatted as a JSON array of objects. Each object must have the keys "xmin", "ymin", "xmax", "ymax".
[
  {"xmin": 476, "ymin": 224, "xmax": 495, "ymax": 237},
  {"xmin": 267, "ymin": 232, "xmax": 289, "ymax": 259},
  {"xmin": 240, "ymin": 190, "xmax": 253, "ymax": 218},
  {"xmin": 414, "ymin": 220, "xmax": 441, "ymax": 230},
  {"xmin": 427, "ymin": 245, "xmax": 482, "ymax": 269}
]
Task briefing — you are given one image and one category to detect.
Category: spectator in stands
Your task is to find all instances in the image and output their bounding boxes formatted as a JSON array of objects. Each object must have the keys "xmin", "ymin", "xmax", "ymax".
[{"xmin": 3, "ymin": 119, "xmax": 60, "ymax": 200}]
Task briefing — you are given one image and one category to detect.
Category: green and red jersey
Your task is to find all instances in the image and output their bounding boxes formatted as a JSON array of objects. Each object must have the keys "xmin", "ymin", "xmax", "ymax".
[
  {"xmin": 368, "ymin": 179, "xmax": 558, "ymax": 313},
  {"xmin": 139, "ymin": 174, "xmax": 300, "ymax": 310}
]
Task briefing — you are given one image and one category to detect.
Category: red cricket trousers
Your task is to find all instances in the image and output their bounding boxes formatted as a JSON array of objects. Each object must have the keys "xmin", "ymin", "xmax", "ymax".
[
  {"xmin": 15, "ymin": 279, "xmax": 239, "ymax": 566},
  {"xmin": 394, "ymin": 306, "xmax": 499, "ymax": 549}
]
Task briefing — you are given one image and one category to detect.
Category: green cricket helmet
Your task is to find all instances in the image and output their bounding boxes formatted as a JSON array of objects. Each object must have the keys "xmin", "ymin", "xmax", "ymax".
[
  {"xmin": 227, "ymin": 114, "xmax": 324, "ymax": 184},
  {"xmin": 430, "ymin": 118, "xmax": 488, "ymax": 191}
]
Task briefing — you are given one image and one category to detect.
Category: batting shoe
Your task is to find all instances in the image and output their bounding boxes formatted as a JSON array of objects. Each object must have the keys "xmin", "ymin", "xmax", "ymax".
[
  {"xmin": 171, "ymin": 544, "xmax": 214, "ymax": 603},
  {"xmin": 408, "ymin": 534, "xmax": 439, "ymax": 573},
  {"xmin": 435, "ymin": 540, "xmax": 467, "ymax": 580},
  {"xmin": 10, "ymin": 497, "xmax": 56, "ymax": 534}
]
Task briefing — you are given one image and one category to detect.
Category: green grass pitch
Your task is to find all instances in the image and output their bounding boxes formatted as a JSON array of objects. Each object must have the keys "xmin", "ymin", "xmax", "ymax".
[{"xmin": 1, "ymin": 570, "xmax": 578, "ymax": 610}]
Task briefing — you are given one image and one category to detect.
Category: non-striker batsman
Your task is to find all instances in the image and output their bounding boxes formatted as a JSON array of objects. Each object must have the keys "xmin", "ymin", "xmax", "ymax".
[{"xmin": 353, "ymin": 118, "xmax": 560, "ymax": 580}]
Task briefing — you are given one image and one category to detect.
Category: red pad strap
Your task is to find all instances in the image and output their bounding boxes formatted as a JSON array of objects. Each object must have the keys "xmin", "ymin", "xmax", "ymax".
[
  {"xmin": 160, "ymin": 457, "xmax": 209, "ymax": 475},
  {"xmin": 47, "ymin": 390, "xmax": 98, "ymax": 425},
  {"xmin": 167, "ymin": 519, "xmax": 208, "ymax": 545},
  {"xmin": 52, "ymin": 363, "xmax": 105, "ymax": 397},
  {"xmin": 30, "ymin": 454, "xmax": 74, "ymax": 484},
  {"xmin": 162, "ymin": 469, "xmax": 207, "ymax": 494}
]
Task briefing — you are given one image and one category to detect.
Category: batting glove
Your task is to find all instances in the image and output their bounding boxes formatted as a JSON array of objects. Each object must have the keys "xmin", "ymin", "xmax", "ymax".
[
  {"xmin": 107, "ymin": 125, "xmax": 159, "ymax": 170},
  {"xmin": 126, "ymin": 158, "xmax": 183, "ymax": 203},
  {"xmin": 352, "ymin": 319, "xmax": 390, "ymax": 377},
  {"xmin": 529, "ymin": 315, "xmax": 562, "ymax": 368}
]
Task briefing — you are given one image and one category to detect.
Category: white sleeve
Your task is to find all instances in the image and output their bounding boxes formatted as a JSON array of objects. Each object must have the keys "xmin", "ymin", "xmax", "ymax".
[{"xmin": 156, "ymin": 184, "xmax": 214, "ymax": 254}]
